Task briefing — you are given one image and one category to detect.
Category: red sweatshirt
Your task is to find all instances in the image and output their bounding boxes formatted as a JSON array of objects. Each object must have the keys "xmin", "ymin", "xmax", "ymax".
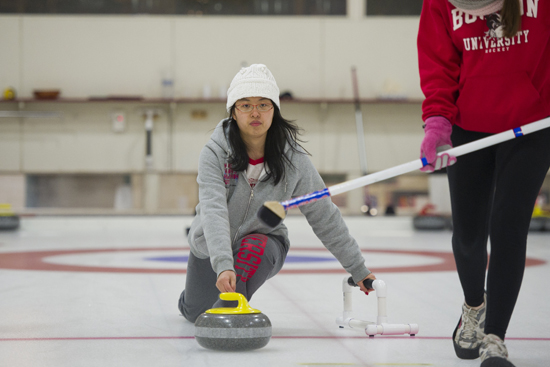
[{"xmin": 418, "ymin": 0, "xmax": 550, "ymax": 133}]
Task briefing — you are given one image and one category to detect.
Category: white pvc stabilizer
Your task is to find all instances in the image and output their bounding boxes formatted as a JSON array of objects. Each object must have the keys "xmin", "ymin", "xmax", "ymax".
[
  {"xmin": 366, "ymin": 323, "xmax": 420, "ymax": 336},
  {"xmin": 335, "ymin": 317, "xmax": 376, "ymax": 329},
  {"xmin": 336, "ymin": 277, "xmax": 418, "ymax": 337}
]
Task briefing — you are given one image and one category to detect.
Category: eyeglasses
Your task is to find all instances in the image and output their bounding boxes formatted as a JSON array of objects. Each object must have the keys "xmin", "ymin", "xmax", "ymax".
[{"xmin": 235, "ymin": 103, "xmax": 274, "ymax": 113}]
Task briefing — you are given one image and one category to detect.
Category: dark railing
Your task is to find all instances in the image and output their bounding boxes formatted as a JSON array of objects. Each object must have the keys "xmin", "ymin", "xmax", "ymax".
[
  {"xmin": 0, "ymin": 0, "xmax": 346, "ymax": 16},
  {"xmin": 367, "ymin": 0, "xmax": 423, "ymax": 16}
]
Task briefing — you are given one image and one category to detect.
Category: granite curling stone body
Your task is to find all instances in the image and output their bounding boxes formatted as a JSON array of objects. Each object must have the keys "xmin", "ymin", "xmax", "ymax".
[{"xmin": 194, "ymin": 292, "xmax": 272, "ymax": 351}]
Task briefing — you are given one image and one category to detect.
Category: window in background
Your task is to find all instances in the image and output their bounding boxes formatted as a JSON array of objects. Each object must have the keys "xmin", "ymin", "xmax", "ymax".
[
  {"xmin": 366, "ymin": 0, "xmax": 423, "ymax": 16},
  {"xmin": 0, "ymin": 0, "xmax": 346, "ymax": 15}
]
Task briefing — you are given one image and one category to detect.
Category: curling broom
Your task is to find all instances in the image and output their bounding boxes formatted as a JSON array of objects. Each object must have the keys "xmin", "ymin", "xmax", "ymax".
[{"xmin": 257, "ymin": 117, "xmax": 550, "ymax": 228}]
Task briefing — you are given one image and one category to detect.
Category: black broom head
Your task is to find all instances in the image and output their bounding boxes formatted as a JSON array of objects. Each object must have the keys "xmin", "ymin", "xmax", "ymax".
[{"xmin": 257, "ymin": 201, "xmax": 285, "ymax": 228}]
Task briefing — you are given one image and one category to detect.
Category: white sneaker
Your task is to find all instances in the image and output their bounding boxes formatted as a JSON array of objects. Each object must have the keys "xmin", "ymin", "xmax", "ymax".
[
  {"xmin": 452, "ymin": 294, "xmax": 486, "ymax": 359},
  {"xmin": 480, "ymin": 334, "xmax": 516, "ymax": 367}
]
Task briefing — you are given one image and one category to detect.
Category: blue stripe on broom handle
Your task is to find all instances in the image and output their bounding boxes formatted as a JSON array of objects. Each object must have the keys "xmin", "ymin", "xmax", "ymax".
[
  {"xmin": 513, "ymin": 127, "xmax": 524, "ymax": 137},
  {"xmin": 281, "ymin": 188, "xmax": 330, "ymax": 210}
]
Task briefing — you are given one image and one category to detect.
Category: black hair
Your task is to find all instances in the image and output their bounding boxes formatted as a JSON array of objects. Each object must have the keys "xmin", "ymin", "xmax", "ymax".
[{"xmin": 223, "ymin": 102, "xmax": 309, "ymax": 185}]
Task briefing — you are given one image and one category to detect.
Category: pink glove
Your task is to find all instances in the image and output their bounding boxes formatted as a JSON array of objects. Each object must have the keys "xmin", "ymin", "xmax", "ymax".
[{"xmin": 420, "ymin": 116, "xmax": 457, "ymax": 172}]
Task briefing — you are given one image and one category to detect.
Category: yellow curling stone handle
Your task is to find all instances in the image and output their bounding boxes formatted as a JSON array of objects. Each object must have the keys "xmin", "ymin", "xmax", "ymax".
[
  {"xmin": 205, "ymin": 292, "xmax": 261, "ymax": 314},
  {"xmin": 0, "ymin": 204, "xmax": 15, "ymax": 217}
]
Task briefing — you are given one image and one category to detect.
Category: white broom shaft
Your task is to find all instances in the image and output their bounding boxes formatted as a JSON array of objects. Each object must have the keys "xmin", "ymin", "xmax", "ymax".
[
  {"xmin": 329, "ymin": 117, "xmax": 550, "ymax": 196},
  {"xmin": 329, "ymin": 160, "xmax": 421, "ymax": 196}
]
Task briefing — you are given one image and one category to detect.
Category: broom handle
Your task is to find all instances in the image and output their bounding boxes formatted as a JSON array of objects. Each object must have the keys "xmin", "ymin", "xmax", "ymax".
[{"xmin": 282, "ymin": 117, "xmax": 550, "ymax": 209}]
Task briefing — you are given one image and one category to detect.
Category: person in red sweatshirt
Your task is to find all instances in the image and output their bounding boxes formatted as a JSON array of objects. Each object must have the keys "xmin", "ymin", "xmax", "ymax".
[{"xmin": 417, "ymin": 1, "xmax": 550, "ymax": 366}]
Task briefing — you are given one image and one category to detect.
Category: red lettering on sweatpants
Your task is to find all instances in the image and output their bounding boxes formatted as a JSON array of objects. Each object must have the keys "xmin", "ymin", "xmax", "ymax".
[
  {"xmin": 235, "ymin": 234, "xmax": 268, "ymax": 283},
  {"xmin": 237, "ymin": 251, "xmax": 261, "ymax": 264}
]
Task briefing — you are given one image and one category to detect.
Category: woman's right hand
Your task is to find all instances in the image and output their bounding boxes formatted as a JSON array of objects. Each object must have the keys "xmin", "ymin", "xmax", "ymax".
[
  {"xmin": 420, "ymin": 116, "xmax": 457, "ymax": 172},
  {"xmin": 359, "ymin": 273, "xmax": 376, "ymax": 295},
  {"xmin": 216, "ymin": 270, "xmax": 237, "ymax": 293}
]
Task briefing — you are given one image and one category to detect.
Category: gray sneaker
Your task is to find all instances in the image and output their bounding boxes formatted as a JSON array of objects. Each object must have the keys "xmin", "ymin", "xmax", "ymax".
[
  {"xmin": 452, "ymin": 294, "xmax": 486, "ymax": 359},
  {"xmin": 480, "ymin": 334, "xmax": 516, "ymax": 367}
]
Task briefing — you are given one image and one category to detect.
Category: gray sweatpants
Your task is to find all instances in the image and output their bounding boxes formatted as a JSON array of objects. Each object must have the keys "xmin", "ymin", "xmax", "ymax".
[{"xmin": 178, "ymin": 233, "xmax": 288, "ymax": 323}]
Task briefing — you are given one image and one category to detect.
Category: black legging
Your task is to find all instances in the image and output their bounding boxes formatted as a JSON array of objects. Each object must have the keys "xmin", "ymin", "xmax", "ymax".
[{"xmin": 447, "ymin": 124, "xmax": 550, "ymax": 340}]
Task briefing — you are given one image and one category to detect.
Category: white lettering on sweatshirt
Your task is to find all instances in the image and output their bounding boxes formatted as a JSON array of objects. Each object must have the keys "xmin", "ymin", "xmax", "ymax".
[
  {"xmin": 452, "ymin": 0, "xmax": 538, "ymax": 31},
  {"xmin": 463, "ymin": 30, "xmax": 530, "ymax": 52}
]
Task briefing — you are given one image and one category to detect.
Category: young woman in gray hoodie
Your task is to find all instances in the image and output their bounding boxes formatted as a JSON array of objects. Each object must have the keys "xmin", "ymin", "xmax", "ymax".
[{"xmin": 179, "ymin": 64, "xmax": 375, "ymax": 323}]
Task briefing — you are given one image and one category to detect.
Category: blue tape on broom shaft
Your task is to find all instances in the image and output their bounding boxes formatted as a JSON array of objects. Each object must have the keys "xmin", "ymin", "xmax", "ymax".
[{"xmin": 281, "ymin": 117, "xmax": 550, "ymax": 209}]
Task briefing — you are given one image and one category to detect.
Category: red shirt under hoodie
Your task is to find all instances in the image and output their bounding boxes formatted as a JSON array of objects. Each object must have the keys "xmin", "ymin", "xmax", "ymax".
[{"xmin": 418, "ymin": 0, "xmax": 550, "ymax": 133}]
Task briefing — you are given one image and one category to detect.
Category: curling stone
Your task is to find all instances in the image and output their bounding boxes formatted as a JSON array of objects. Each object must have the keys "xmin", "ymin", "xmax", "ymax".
[
  {"xmin": 194, "ymin": 292, "xmax": 271, "ymax": 351},
  {"xmin": 413, "ymin": 214, "xmax": 450, "ymax": 230},
  {"xmin": 529, "ymin": 217, "xmax": 546, "ymax": 232},
  {"xmin": 413, "ymin": 204, "xmax": 451, "ymax": 231},
  {"xmin": 0, "ymin": 204, "xmax": 20, "ymax": 231},
  {"xmin": 530, "ymin": 205, "xmax": 550, "ymax": 232}
]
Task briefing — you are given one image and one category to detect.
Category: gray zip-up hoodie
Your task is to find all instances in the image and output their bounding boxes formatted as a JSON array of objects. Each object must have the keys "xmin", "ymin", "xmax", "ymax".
[{"xmin": 188, "ymin": 119, "xmax": 371, "ymax": 283}]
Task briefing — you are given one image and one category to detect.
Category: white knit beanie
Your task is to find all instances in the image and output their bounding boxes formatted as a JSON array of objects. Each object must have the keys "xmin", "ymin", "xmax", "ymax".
[{"xmin": 226, "ymin": 64, "xmax": 280, "ymax": 112}]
